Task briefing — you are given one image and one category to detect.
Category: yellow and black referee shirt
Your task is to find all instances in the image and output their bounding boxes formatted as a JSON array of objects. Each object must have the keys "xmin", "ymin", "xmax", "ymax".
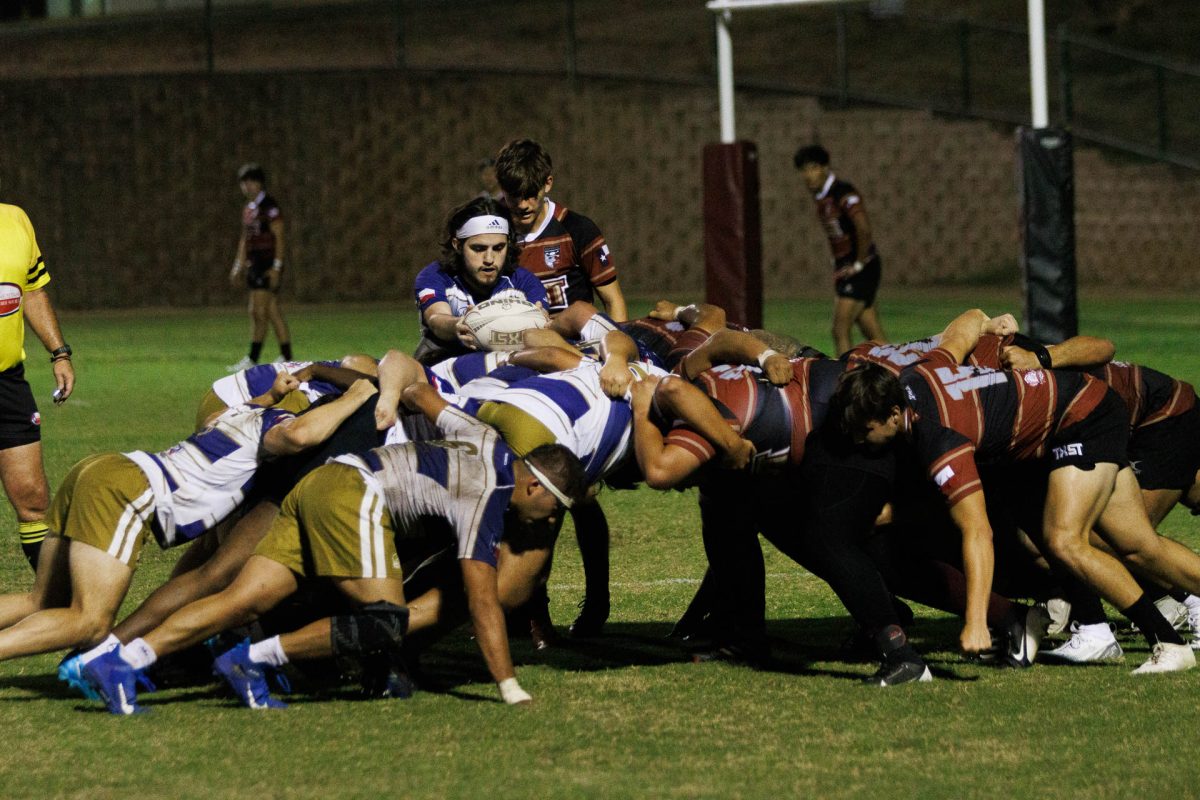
[{"xmin": 0, "ymin": 204, "xmax": 51, "ymax": 372}]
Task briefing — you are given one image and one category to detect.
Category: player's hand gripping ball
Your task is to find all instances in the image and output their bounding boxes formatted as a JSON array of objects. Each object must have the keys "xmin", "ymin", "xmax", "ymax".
[{"xmin": 461, "ymin": 296, "xmax": 549, "ymax": 352}]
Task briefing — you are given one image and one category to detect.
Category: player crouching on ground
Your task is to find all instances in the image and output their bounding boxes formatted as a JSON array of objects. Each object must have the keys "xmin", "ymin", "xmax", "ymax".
[
  {"xmin": 0, "ymin": 371, "xmax": 377, "ymax": 670},
  {"xmin": 79, "ymin": 384, "xmax": 586, "ymax": 713}
]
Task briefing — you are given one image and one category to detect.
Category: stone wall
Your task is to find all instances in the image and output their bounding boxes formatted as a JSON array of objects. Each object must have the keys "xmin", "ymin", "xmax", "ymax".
[{"xmin": 1, "ymin": 68, "xmax": 1196, "ymax": 309}]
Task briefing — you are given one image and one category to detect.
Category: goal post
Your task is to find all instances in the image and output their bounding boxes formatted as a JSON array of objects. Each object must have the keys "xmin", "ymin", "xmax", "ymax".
[{"xmin": 704, "ymin": 0, "xmax": 1076, "ymax": 340}]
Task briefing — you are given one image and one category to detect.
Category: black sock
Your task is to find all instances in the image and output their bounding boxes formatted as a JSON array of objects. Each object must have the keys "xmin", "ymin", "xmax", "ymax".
[
  {"xmin": 280, "ymin": 342, "xmax": 293, "ymax": 360},
  {"xmin": 874, "ymin": 624, "xmax": 922, "ymax": 664},
  {"xmin": 248, "ymin": 341, "xmax": 263, "ymax": 362},
  {"xmin": 1122, "ymin": 594, "xmax": 1185, "ymax": 647}
]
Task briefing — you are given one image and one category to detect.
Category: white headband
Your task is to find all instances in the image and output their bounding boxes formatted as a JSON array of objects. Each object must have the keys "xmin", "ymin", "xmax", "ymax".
[
  {"xmin": 523, "ymin": 459, "xmax": 575, "ymax": 509},
  {"xmin": 455, "ymin": 215, "xmax": 510, "ymax": 239}
]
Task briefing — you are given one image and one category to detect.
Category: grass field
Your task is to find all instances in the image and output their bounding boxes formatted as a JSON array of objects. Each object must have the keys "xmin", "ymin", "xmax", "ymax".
[{"xmin": 2, "ymin": 290, "xmax": 1199, "ymax": 799}]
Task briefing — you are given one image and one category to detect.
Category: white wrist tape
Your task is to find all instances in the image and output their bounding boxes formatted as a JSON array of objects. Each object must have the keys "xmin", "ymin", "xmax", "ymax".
[
  {"xmin": 673, "ymin": 304, "xmax": 697, "ymax": 321},
  {"xmin": 756, "ymin": 349, "xmax": 780, "ymax": 368},
  {"xmin": 498, "ymin": 677, "xmax": 532, "ymax": 704}
]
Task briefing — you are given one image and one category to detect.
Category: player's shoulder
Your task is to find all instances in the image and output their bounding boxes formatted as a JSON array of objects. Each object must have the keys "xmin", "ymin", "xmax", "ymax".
[
  {"xmin": 557, "ymin": 206, "xmax": 604, "ymax": 240},
  {"xmin": 414, "ymin": 260, "xmax": 452, "ymax": 285},
  {"xmin": 0, "ymin": 203, "xmax": 33, "ymax": 229}
]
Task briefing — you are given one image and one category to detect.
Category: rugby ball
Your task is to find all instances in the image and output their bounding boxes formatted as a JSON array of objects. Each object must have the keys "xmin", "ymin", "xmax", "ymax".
[{"xmin": 462, "ymin": 296, "xmax": 549, "ymax": 351}]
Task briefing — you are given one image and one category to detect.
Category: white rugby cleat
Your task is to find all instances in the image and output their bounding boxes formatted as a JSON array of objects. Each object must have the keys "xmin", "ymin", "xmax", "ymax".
[
  {"xmin": 1040, "ymin": 622, "xmax": 1123, "ymax": 664},
  {"xmin": 1132, "ymin": 642, "xmax": 1197, "ymax": 675}
]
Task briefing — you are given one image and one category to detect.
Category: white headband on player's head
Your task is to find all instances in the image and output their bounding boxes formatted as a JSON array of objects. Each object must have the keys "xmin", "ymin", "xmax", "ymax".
[
  {"xmin": 455, "ymin": 215, "xmax": 510, "ymax": 239},
  {"xmin": 522, "ymin": 459, "xmax": 575, "ymax": 509}
]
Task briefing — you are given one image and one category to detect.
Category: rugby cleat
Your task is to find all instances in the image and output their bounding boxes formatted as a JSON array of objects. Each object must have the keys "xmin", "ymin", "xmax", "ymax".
[
  {"xmin": 83, "ymin": 650, "xmax": 146, "ymax": 715},
  {"xmin": 213, "ymin": 641, "xmax": 287, "ymax": 710},
  {"xmin": 1132, "ymin": 642, "xmax": 1197, "ymax": 675},
  {"xmin": 1186, "ymin": 598, "xmax": 1200, "ymax": 650},
  {"xmin": 868, "ymin": 658, "xmax": 932, "ymax": 687},
  {"xmin": 57, "ymin": 653, "xmax": 100, "ymax": 701},
  {"xmin": 1153, "ymin": 596, "xmax": 1190, "ymax": 631},
  {"xmin": 1040, "ymin": 622, "xmax": 1123, "ymax": 664},
  {"xmin": 568, "ymin": 596, "xmax": 609, "ymax": 638}
]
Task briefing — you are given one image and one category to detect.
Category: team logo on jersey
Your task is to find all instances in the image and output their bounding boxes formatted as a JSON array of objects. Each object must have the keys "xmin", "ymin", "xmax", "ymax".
[
  {"xmin": 1023, "ymin": 370, "xmax": 1046, "ymax": 386},
  {"xmin": 30, "ymin": 411, "xmax": 40, "ymax": 426},
  {"xmin": 1053, "ymin": 443, "xmax": 1083, "ymax": 460},
  {"xmin": 543, "ymin": 246, "xmax": 560, "ymax": 269},
  {"xmin": 417, "ymin": 288, "xmax": 436, "ymax": 304},
  {"xmin": 598, "ymin": 245, "xmax": 610, "ymax": 266},
  {"xmin": 933, "ymin": 464, "xmax": 955, "ymax": 487},
  {"xmin": 0, "ymin": 283, "xmax": 22, "ymax": 317}
]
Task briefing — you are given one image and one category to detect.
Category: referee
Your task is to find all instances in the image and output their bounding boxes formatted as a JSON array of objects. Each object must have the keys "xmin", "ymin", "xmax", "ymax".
[{"xmin": 0, "ymin": 201, "xmax": 74, "ymax": 569}]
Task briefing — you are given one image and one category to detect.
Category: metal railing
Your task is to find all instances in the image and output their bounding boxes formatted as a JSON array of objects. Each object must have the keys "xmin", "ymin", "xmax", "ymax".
[{"xmin": 3, "ymin": 0, "xmax": 1196, "ymax": 169}]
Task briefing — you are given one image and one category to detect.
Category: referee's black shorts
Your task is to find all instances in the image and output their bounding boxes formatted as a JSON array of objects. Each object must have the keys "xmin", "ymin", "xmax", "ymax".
[{"xmin": 0, "ymin": 364, "xmax": 42, "ymax": 450}]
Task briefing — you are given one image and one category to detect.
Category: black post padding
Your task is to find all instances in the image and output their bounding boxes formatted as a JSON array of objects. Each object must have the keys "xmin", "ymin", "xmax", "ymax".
[
  {"xmin": 1016, "ymin": 127, "xmax": 1078, "ymax": 343},
  {"xmin": 703, "ymin": 141, "xmax": 763, "ymax": 329}
]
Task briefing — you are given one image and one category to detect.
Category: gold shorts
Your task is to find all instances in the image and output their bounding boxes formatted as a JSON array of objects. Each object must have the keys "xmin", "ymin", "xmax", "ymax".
[
  {"xmin": 47, "ymin": 453, "xmax": 155, "ymax": 566},
  {"xmin": 255, "ymin": 462, "xmax": 401, "ymax": 579},
  {"xmin": 475, "ymin": 401, "xmax": 556, "ymax": 457}
]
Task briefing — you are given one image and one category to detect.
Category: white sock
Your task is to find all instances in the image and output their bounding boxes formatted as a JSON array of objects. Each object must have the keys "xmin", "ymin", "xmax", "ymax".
[
  {"xmin": 79, "ymin": 634, "xmax": 120, "ymax": 665},
  {"xmin": 1078, "ymin": 622, "xmax": 1116, "ymax": 642},
  {"xmin": 120, "ymin": 638, "xmax": 158, "ymax": 670},
  {"xmin": 248, "ymin": 636, "xmax": 289, "ymax": 667}
]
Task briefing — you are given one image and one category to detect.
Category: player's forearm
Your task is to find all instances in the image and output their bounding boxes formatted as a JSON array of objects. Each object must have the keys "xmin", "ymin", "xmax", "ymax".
[
  {"xmin": 305, "ymin": 363, "xmax": 376, "ymax": 389},
  {"xmin": 463, "ymin": 562, "xmax": 516, "ymax": 683},
  {"xmin": 656, "ymin": 377, "xmax": 742, "ymax": 457},
  {"xmin": 681, "ymin": 329, "xmax": 763, "ymax": 377},
  {"xmin": 272, "ymin": 386, "xmax": 373, "ymax": 452},
  {"xmin": 510, "ymin": 346, "xmax": 582, "ymax": 373},
  {"xmin": 939, "ymin": 309, "xmax": 990, "ymax": 363},
  {"xmin": 1047, "ymin": 336, "xmax": 1116, "ymax": 369},
  {"xmin": 270, "ymin": 220, "xmax": 285, "ymax": 265},
  {"xmin": 426, "ymin": 312, "xmax": 462, "ymax": 342},
  {"xmin": 599, "ymin": 330, "xmax": 638, "ymax": 365},
  {"xmin": 951, "ymin": 496, "xmax": 995, "ymax": 633},
  {"xmin": 22, "ymin": 289, "xmax": 67, "ymax": 353},
  {"xmin": 401, "ymin": 382, "xmax": 450, "ymax": 423}
]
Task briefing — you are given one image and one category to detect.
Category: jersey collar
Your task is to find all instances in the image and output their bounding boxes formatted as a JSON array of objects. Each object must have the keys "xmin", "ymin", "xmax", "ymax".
[
  {"xmin": 523, "ymin": 199, "xmax": 556, "ymax": 242},
  {"xmin": 815, "ymin": 173, "xmax": 836, "ymax": 200}
]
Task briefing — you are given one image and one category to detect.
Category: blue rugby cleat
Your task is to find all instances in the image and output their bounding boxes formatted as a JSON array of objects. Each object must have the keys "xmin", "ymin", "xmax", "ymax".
[
  {"xmin": 213, "ymin": 641, "xmax": 287, "ymax": 710},
  {"xmin": 83, "ymin": 650, "xmax": 145, "ymax": 715},
  {"xmin": 58, "ymin": 653, "xmax": 101, "ymax": 701}
]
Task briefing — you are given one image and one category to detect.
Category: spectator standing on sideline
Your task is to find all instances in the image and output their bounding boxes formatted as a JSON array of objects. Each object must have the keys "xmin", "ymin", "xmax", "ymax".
[
  {"xmin": 794, "ymin": 145, "xmax": 886, "ymax": 356},
  {"xmin": 0, "ymin": 200, "xmax": 75, "ymax": 569},
  {"xmin": 496, "ymin": 139, "xmax": 627, "ymax": 322},
  {"xmin": 228, "ymin": 163, "xmax": 293, "ymax": 372}
]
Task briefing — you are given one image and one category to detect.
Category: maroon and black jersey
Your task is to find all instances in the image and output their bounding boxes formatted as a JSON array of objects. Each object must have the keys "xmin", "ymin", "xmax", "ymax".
[
  {"xmin": 242, "ymin": 192, "xmax": 282, "ymax": 263},
  {"xmin": 1085, "ymin": 362, "xmax": 1196, "ymax": 430},
  {"xmin": 517, "ymin": 201, "xmax": 615, "ymax": 313},
  {"xmin": 844, "ymin": 336, "xmax": 940, "ymax": 376},
  {"xmin": 967, "ymin": 334, "xmax": 1198, "ymax": 431},
  {"xmin": 665, "ymin": 358, "xmax": 845, "ymax": 474},
  {"xmin": 813, "ymin": 175, "xmax": 876, "ymax": 267},
  {"xmin": 900, "ymin": 348, "xmax": 1109, "ymax": 506}
]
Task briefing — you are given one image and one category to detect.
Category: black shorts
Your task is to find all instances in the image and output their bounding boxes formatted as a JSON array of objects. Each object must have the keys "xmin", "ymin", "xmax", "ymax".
[
  {"xmin": 834, "ymin": 254, "xmax": 882, "ymax": 307},
  {"xmin": 246, "ymin": 256, "xmax": 279, "ymax": 292},
  {"xmin": 0, "ymin": 364, "xmax": 41, "ymax": 449},
  {"xmin": 1129, "ymin": 404, "xmax": 1200, "ymax": 490},
  {"xmin": 1047, "ymin": 388, "xmax": 1129, "ymax": 472}
]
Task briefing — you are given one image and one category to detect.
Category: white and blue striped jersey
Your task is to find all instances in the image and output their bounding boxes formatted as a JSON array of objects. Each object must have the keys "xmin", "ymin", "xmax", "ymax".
[
  {"xmin": 338, "ymin": 406, "xmax": 516, "ymax": 567},
  {"xmin": 124, "ymin": 404, "xmax": 294, "ymax": 548},
  {"xmin": 211, "ymin": 360, "xmax": 342, "ymax": 407},
  {"xmin": 458, "ymin": 361, "xmax": 664, "ymax": 483}
]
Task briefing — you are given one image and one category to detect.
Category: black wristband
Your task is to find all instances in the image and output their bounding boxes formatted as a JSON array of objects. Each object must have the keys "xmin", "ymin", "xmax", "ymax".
[
  {"xmin": 1033, "ymin": 344, "xmax": 1052, "ymax": 369},
  {"xmin": 49, "ymin": 344, "xmax": 72, "ymax": 362}
]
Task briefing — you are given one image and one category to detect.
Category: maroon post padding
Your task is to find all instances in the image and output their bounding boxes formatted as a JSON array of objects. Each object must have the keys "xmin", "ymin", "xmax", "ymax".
[{"xmin": 703, "ymin": 140, "xmax": 763, "ymax": 329}]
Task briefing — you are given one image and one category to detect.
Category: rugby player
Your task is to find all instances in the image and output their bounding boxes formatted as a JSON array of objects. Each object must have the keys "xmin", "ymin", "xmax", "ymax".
[
  {"xmin": 832, "ymin": 310, "xmax": 1200, "ymax": 672},
  {"xmin": 82, "ymin": 387, "xmax": 586, "ymax": 713},
  {"xmin": 0, "ymin": 371, "xmax": 376, "ymax": 665},
  {"xmin": 413, "ymin": 197, "xmax": 548, "ymax": 365},
  {"xmin": 496, "ymin": 138, "xmax": 627, "ymax": 321}
]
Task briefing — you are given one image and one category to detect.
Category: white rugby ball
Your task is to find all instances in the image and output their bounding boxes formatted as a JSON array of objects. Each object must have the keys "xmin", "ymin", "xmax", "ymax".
[{"xmin": 462, "ymin": 296, "xmax": 549, "ymax": 351}]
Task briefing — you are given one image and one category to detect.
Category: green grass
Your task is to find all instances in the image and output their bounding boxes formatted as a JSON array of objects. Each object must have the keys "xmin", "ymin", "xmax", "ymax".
[{"xmin": 2, "ymin": 291, "xmax": 1199, "ymax": 799}]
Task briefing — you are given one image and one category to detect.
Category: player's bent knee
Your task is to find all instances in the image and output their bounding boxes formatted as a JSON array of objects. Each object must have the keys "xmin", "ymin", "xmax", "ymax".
[{"xmin": 330, "ymin": 601, "xmax": 409, "ymax": 660}]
